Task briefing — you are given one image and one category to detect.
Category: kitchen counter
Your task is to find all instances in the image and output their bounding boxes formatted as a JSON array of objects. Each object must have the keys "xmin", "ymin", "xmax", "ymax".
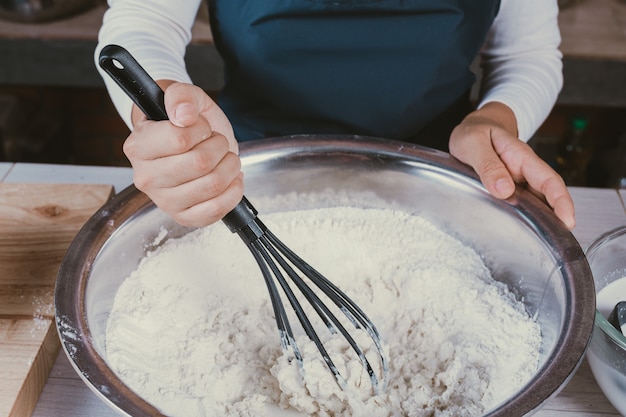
[
  {"xmin": 1, "ymin": 0, "xmax": 626, "ymax": 106},
  {"xmin": 1, "ymin": 162, "xmax": 625, "ymax": 416}
]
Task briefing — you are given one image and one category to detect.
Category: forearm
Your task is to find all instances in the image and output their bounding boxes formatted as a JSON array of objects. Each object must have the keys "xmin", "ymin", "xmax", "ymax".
[
  {"xmin": 95, "ymin": 0, "xmax": 200, "ymax": 129},
  {"xmin": 478, "ymin": 0, "xmax": 563, "ymax": 141}
]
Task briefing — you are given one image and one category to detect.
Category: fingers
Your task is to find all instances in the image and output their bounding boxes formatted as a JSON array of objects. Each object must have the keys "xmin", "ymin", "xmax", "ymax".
[
  {"xmin": 126, "ymin": 129, "xmax": 243, "ymax": 227},
  {"xmin": 125, "ymin": 116, "xmax": 210, "ymax": 162},
  {"xmin": 450, "ymin": 125, "xmax": 516, "ymax": 200},
  {"xmin": 536, "ymin": 175, "xmax": 576, "ymax": 229},
  {"xmin": 158, "ymin": 170, "xmax": 245, "ymax": 227},
  {"xmin": 164, "ymin": 82, "xmax": 209, "ymax": 127},
  {"xmin": 164, "ymin": 83, "xmax": 237, "ymax": 153},
  {"xmin": 146, "ymin": 149, "xmax": 242, "ymax": 215},
  {"xmin": 127, "ymin": 125, "xmax": 230, "ymax": 189},
  {"xmin": 509, "ymin": 143, "xmax": 576, "ymax": 229},
  {"xmin": 123, "ymin": 82, "xmax": 242, "ymax": 227},
  {"xmin": 450, "ymin": 124, "xmax": 576, "ymax": 230}
]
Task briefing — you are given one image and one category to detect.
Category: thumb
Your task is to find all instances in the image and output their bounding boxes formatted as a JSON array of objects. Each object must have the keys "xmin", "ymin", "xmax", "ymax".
[
  {"xmin": 479, "ymin": 158, "xmax": 516, "ymax": 199},
  {"xmin": 170, "ymin": 102, "xmax": 197, "ymax": 127},
  {"xmin": 450, "ymin": 131, "xmax": 516, "ymax": 199},
  {"xmin": 162, "ymin": 82, "xmax": 203, "ymax": 128}
]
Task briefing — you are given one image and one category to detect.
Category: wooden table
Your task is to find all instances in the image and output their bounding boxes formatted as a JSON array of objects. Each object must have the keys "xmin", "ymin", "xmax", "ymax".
[{"xmin": 1, "ymin": 162, "xmax": 625, "ymax": 417}]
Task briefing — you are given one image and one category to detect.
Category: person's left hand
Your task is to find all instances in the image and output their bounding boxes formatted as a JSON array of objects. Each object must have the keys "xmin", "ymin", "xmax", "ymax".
[{"xmin": 449, "ymin": 102, "xmax": 576, "ymax": 230}]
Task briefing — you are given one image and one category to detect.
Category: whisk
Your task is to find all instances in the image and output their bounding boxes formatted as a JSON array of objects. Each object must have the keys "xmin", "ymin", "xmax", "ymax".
[{"xmin": 99, "ymin": 44, "xmax": 388, "ymax": 392}]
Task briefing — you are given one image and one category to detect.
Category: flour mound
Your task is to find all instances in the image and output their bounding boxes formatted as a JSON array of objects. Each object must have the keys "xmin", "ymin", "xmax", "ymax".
[{"xmin": 105, "ymin": 206, "xmax": 541, "ymax": 417}]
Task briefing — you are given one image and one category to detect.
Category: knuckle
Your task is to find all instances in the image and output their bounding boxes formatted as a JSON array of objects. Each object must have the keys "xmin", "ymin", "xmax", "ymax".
[
  {"xmin": 204, "ymin": 203, "xmax": 230, "ymax": 224},
  {"xmin": 175, "ymin": 204, "xmax": 224, "ymax": 228},
  {"xmin": 228, "ymin": 152, "xmax": 242, "ymax": 172},
  {"xmin": 205, "ymin": 133, "xmax": 230, "ymax": 155},
  {"xmin": 170, "ymin": 130, "xmax": 193, "ymax": 154},
  {"xmin": 542, "ymin": 175, "xmax": 566, "ymax": 197},
  {"xmin": 132, "ymin": 172, "xmax": 152, "ymax": 192},
  {"xmin": 204, "ymin": 174, "xmax": 228, "ymax": 196},
  {"xmin": 213, "ymin": 133, "xmax": 229, "ymax": 149},
  {"xmin": 232, "ymin": 179, "xmax": 245, "ymax": 201},
  {"xmin": 122, "ymin": 138, "xmax": 139, "ymax": 160},
  {"xmin": 171, "ymin": 212, "xmax": 196, "ymax": 227},
  {"xmin": 160, "ymin": 198, "xmax": 191, "ymax": 225},
  {"xmin": 191, "ymin": 149, "xmax": 214, "ymax": 173},
  {"xmin": 478, "ymin": 158, "xmax": 505, "ymax": 177},
  {"xmin": 157, "ymin": 200, "xmax": 177, "ymax": 216}
]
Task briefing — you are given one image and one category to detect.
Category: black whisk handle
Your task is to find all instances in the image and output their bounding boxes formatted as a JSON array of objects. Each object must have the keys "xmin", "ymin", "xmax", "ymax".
[
  {"xmin": 98, "ymin": 44, "xmax": 168, "ymax": 122},
  {"xmin": 98, "ymin": 44, "xmax": 263, "ymax": 236}
]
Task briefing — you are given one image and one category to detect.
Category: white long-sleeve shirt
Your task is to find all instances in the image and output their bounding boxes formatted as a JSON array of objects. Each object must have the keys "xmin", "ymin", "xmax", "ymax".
[{"xmin": 96, "ymin": 0, "xmax": 563, "ymax": 142}]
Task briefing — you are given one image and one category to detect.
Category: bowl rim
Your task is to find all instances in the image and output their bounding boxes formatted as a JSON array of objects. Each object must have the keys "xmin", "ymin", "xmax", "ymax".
[
  {"xmin": 55, "ymin": 135, "xmax": 597, "ymax": 417},
  {"xmin": 586, "ymin": 225, "xmax": 626, "ymax": 348}
]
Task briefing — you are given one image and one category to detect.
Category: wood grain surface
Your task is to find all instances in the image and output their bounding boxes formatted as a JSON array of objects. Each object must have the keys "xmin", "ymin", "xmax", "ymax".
[
  {"xmin": 558, "ymin": 0, "xmax": 626, "ymax": 62},
  {"xmin": 0, "ymin": 183, "xmax": 113, "ymax": 417}
]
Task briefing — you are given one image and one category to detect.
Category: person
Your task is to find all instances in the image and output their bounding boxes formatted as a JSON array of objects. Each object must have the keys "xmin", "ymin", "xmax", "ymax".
[{"xmin": 95, "ymin": 0, "xmax": 576, "ymax": 230}]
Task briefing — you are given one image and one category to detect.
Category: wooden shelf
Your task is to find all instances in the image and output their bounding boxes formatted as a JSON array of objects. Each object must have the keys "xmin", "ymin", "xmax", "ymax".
[
  {"xmin": 1, "ymin": 0, "xmax": 625, "ymax": 60},
  {"xmin": 0, "ymin": 4, "xmax": 222, "ymax": 90},
  {"xmin": 0, "ymin": 4, "xmax": 213, "ymax": 44},
  {"xmin": 559, "ymin": 0, "xmax": 626, "ymax": 62}
]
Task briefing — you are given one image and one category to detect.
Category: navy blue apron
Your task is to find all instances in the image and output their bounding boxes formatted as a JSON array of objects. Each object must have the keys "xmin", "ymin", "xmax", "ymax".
[{"xmin": 208, "ymin": 0, "xmax": 500, "ymax": 151}]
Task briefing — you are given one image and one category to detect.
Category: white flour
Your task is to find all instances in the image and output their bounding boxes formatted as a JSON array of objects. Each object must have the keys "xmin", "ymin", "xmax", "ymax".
[{"xmin": 105, "ymin": 206, "xmax": 541, "ymax": 417}]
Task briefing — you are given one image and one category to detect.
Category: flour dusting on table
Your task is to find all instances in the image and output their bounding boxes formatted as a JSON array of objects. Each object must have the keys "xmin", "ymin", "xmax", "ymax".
[{"xmin": 105, "ymin": 206, "xmax": 541, "ymax": 417}]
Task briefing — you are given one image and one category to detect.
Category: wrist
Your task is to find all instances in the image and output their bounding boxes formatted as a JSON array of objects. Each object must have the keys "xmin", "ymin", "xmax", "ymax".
[{"xmin": 468, "ymin": 101, "xmax": 519, "ymax": 138}]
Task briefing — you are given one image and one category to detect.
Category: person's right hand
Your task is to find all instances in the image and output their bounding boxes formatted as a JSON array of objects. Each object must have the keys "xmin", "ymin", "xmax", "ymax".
[{"xmin": 124, "ymin": 81, "xmax": 244, "ymax": 227}]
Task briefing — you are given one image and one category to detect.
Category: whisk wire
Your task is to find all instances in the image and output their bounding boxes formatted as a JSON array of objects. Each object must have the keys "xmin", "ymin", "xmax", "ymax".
[
  {"xmin": 270, "ymin": 230, "xmax": 374, "ymax": 329},
  {"xmin": 260, "ymin": 230, "xmax": 386, "ymax": 392},
  {"xmin": 272, "ymin": 232, "xmax": 379, "ymax": 331},
  {"xmin": 252, "ymin": 235, "xmax": 346, "ymax": 388},
  {"xmin": 248, "ymin": 240, "xmax": 302, "ymax": 362}
]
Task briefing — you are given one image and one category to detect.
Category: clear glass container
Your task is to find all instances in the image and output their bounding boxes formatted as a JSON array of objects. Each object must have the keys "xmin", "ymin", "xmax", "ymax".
[{"xmin": 586, "ymin": 226, "xmax": 626, "ymax": 415}]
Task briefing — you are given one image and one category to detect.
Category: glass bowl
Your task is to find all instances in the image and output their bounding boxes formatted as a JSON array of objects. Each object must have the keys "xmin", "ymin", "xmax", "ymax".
[{"xmin": 585, "ymin": 225, "xmax": 626, "ymax": 415}]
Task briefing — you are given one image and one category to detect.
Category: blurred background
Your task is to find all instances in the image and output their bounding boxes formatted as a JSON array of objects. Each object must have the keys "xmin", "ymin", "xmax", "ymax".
[{"xmin": 0, "ymin": 0, "xmax": 624, "ymax": 188}]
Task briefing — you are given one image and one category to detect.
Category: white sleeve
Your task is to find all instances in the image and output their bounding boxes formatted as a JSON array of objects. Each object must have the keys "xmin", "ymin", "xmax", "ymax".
[
  {"xmin": 478, "ymin": 0, "xmax": 563, "ymax": 142},
  {"xmin": 95, "ymin": 0, "xmax": 202, "ymax": 129}
]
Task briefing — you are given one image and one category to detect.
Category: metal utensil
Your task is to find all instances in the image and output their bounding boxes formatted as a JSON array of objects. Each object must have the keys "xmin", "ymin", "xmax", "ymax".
[{"xmin": 98, "ymin": 44, "xmax": 388, "ymax": 392}]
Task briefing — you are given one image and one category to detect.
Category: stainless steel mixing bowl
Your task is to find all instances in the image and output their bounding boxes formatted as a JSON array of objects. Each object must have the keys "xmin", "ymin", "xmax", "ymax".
[{"xmin": 55, "ymin": 135, "xmax": 596, "ymax": 417}]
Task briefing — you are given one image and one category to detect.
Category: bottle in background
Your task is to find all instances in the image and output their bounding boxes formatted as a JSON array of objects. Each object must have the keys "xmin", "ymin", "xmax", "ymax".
[
  {"xmin": 607, "ymin": 132, "xmax": 626, "ymax": 189},
  {"xmin": 556, "ymin": 116, "xmax": 593, "ymax": 186}
]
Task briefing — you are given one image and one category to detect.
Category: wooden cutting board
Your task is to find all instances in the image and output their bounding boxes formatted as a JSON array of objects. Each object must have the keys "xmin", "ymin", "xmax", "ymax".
[{"xmin": 0, "ymin": 183, "xmax": 114, "ymax": 417}]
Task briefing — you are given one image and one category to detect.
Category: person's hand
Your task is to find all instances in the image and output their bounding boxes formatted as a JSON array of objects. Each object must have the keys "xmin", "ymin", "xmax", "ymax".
[
  {"xmin": 449, "ymin": 102, "xmax": 576, "ymax": 229},
  {"xmin": 124, "ymin": 81, "xmax": 244, "ymax": 227}
]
